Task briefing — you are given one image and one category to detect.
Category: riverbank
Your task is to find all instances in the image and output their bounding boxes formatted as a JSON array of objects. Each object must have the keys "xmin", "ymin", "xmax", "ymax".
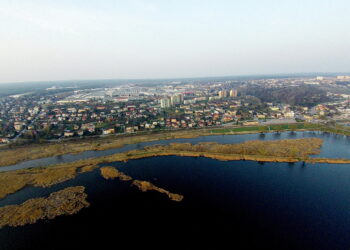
[
  {"xmin": 0, "ymin": 123, "xmax": 325, "ymax": 167},
  {"xmin": 1, "ymin": 137, "xmax": 349, "ymax": 201}
]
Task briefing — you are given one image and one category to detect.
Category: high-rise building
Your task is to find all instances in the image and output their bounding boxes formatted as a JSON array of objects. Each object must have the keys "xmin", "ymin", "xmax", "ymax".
[
  {"xmin": 229, "ymin": 89, "xmax": 238, "ymax": 97},
  {"xmin": 337, "ymin": 76, "xmax": 350, "ymax": 80},
  {"xmin": 218, "ymin": 90, "xmax": 228, "ymax": 98},
  {"xmin": 160, "ymin": 97, "xmax": 171, "ymax": 108},
  {"xmin": 170, "ymin": 94, "xmax": 183, "ymax": 105}
]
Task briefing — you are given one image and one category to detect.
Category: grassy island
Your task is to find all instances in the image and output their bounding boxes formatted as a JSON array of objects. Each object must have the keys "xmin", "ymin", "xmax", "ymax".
[
  {"xmin": 132, "ymin": 180, "xmax": 184, "ymax": 202},
  {"xmin": 100, "ymin": 166, "xmax": 183, "ymax": 202},
  {"xmin": 100, "ymin": 166, "xmax": 132, "ymax": 181},
  {"xmin": 147, "ymin": 138, "xmax": 324, "ymax": 159},
  {"xmin": 0, "ymin": 163, "xmax": 97, "ymax": 199},
  {"xmin": 0, "ymin": 186, "xmax": 89, "ymax": 229}
]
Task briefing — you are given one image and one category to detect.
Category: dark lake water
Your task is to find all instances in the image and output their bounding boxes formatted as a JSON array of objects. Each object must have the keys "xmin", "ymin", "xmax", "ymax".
[{"xmin": 0, "ymin": 132, "xmax": 350, "ymax": 249}]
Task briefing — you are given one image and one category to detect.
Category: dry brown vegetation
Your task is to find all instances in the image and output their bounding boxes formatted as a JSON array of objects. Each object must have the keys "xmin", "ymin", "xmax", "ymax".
[
  {"xmin": 0, "ymin": 186, "xmax": 89, "ymax": 228},
  {"xmin": 0, "ymin": 163, "xmax": 97, "ymax": 199},
  {"xmin": 0, "ymin": 130, "xmax": 213, "ymax": 167},
  {"xmin": 100, "ymin": 166, "xmax": 132, "ymax": 181},
  {"xmin": 1, "ymin": 138, "xmax": 349, "ymax": 201},
  {"xmin": 132, "ymin": 180, "xmax": 184, "ymax": 202},
  {"xmin": 156, "ymin": 138, "xmax": 323, "ymax": 158},
  {"xmin": 306, "ymin": 158, "xmax": 350, "ymax": 164},
  {"xmin": 0, "ymin": 124, "xmax": 320, "ymax": 167},
  {"xmin": 100, "ymin": 166, "xmax": 183, "ymax": 202},
  {"xmin": 1, "ymin": 137, "xmax": 347, "ymax": 228},
  {"xmin": 79, "ymin": 165, "xmax": 98, "ymax": 173}
]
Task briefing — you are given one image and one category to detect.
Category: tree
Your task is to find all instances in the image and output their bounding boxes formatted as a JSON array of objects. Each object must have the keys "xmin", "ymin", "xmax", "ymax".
[
  {"xmin": 274, "ymin": 125, "xmax": 283, "ymax": 133},
  {"xmin": 289, "ymin": 124, "xmax": 298, "ymax": 134},
  {"xmin": 258, "ymin": 126, "xmax": 267, "ymax": 134}
]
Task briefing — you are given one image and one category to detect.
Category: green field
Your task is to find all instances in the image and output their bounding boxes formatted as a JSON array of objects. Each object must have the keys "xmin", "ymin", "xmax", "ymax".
[{"xmin": 210, "ymin": 123, "xmax": 322, "ymax": 134}]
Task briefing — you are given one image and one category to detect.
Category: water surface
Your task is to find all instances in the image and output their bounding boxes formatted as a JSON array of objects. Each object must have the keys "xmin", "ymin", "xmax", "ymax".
[{"xmin": 0, "ymin": 133, "xmax": 350, "ymax": 249}]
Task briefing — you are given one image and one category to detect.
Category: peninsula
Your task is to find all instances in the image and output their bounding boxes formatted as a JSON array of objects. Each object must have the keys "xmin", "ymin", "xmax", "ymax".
[{"xmin": 100, "ymin": 166, "xmax": 184, "ymax": 202}]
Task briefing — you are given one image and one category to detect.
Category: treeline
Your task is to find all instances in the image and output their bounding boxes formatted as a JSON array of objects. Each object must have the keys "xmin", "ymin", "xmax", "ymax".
[{"xmin": 241, "ymin": 85, "xmax": 330, "ymax": 107}]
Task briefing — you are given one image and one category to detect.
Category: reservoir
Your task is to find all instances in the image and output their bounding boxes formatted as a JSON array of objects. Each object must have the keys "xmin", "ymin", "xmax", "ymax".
[{"xmin": 0, "ymin": 132, "xmax": 350, "ymax": 249}]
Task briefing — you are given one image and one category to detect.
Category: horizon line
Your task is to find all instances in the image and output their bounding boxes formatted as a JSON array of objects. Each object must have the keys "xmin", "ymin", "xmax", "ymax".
[{"xmin": 1, "ymin": 71, "xmax": 350, "ymax": 85}]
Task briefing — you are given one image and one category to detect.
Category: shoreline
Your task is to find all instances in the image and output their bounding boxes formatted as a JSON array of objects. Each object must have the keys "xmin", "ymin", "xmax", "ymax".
[
  {"xmin": 0, "ymin": 138, "xmax": 349, "ymax": 201},
  {"xmin": 0, "ymin": 123, "xmax": 338, "ymax": 168}
]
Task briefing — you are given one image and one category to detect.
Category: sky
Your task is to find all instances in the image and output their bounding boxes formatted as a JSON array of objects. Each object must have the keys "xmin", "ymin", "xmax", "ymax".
[{"xmin": 0, "ymin": 0, "xmax": 350, "ymax": 83}]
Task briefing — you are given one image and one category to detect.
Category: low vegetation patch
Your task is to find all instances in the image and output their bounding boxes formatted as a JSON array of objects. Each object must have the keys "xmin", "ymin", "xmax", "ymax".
[
  {"xmin": 158, "ymin": 138, "xmax": 323, "ymax": 159},
  {"xmin": 132, "ymin": 180, "xmax": 184, "ymax": 202},
  {"xmin": 0, "ymin": 123, "xmax": 330, "ymax": 167},
  {"xmin": 1, "ymin": 138, "xmax": 349, "ymax": 201},
  {"xmin": 0, "ymin": 163, "xmax": 97, "ymax": 199},
  {"xmin": 100, "ymin": 166, "xmax": 132, "ymax": 181},
  {"xmin": 100, "ymin": 166, "xmax": 183, "ymax": 202},
  {"xmin": 0, "ymin": 186, "xmax": 89, "ymax": 228}
]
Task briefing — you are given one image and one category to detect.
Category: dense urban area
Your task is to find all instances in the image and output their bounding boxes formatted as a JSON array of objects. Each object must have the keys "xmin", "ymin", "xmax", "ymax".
[{"xmin": 1, "ymin": 75, "xmax": 350, "ymax": 144}]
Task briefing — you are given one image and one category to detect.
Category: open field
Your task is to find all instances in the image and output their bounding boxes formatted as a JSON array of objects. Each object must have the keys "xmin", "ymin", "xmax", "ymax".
[{"xmin": 209, "ymin": 123, "xmax": 320, "ymax": 133}]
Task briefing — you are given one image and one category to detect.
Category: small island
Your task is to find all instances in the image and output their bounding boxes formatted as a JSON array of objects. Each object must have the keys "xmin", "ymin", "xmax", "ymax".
[
  {"xmin": 132, "ymin": 180, "xmax": 184, "ymax": 202},
  {"xmin": 100, "ymin": 166, "xmax": 184, "ymax": 202},
  {"xmin": 100, "ymin": 166, "xmax": 133, "ymax": 181},
  {"xmin": 0, "ymin": 186, "xmax": 89, "ymax": 229}
]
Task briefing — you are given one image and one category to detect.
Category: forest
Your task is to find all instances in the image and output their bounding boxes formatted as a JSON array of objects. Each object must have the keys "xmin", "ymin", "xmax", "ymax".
[{"xmin": 242, "ymin": 85, "xmax": 330, "ymax": 107}]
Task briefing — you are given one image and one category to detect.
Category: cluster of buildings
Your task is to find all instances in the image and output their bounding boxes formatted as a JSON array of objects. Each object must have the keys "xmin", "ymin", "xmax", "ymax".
[
  {"xmin": 1, "ymin": 76, "xmax": 349, "ymax": 143},
  {"xmin": 160, "ymin": 94, "xmax": 184, "ymax": 108},
  {"xmin": 218, "ymin": 89, "xmax": 238, "ymax": 98}
]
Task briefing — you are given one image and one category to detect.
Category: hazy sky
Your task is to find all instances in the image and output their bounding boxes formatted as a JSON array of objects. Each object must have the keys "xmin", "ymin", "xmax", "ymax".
[{"xmin": 0, "ymin": 0, "xmax": 350, "ymax": 83}]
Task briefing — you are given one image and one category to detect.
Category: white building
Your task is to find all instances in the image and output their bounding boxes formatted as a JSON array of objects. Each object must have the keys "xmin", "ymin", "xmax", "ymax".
[
  {"xmin": 229, "ymin": 89, "xmax": 238, "ymax": 97},
  {"xmin": 160, "ymin": 97, "xmax": 172, "ymax": 108}
]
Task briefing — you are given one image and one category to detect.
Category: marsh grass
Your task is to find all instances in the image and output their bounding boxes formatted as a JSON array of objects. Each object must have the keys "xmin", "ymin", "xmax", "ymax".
[{"xmin": 0, "ymin": 186, "xmax": 89, "ymax": 228}]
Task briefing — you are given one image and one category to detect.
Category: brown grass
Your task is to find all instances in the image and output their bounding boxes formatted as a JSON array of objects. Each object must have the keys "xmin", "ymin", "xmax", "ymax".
[
  {"xmin": 100, "ymin": 166, "xmax": 184, "ymax": 201},
  {"xmin": 0, "ymin": 186, "xmax": 89, "ymax": 228},
  {"xmin": 100, "ymin": 166, "xmax": 132, "ymax": 181},
  {"xmin": 0, "ymin": 129, "xmax": 215, "ymax": 167},
  {"xmin": 161, "ymin": 138, "xmax": 324, "ymax": 158},
  {"xmin": 79, "ymin": 165, "xmax": 98, "ymax": 173},
  {"xmin": 0, "ymin": 138, "xmax": 349, "ymax": 201},
  {"xmin": 0, "ymin": 124, "xmax": 319, "ymax": 167},
  {"xmin": 132, "ymin": 180, "xmax": 184, "ymax": 202},
  {"xmin": 0, "ymin": 163, "xmax": 97, "ymax": 199}
]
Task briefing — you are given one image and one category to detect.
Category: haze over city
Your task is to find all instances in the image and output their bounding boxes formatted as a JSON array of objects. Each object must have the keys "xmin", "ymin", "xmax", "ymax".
[{"xmin": 1, "ymin": 0, "xmax": 350, "ymax": 83}]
